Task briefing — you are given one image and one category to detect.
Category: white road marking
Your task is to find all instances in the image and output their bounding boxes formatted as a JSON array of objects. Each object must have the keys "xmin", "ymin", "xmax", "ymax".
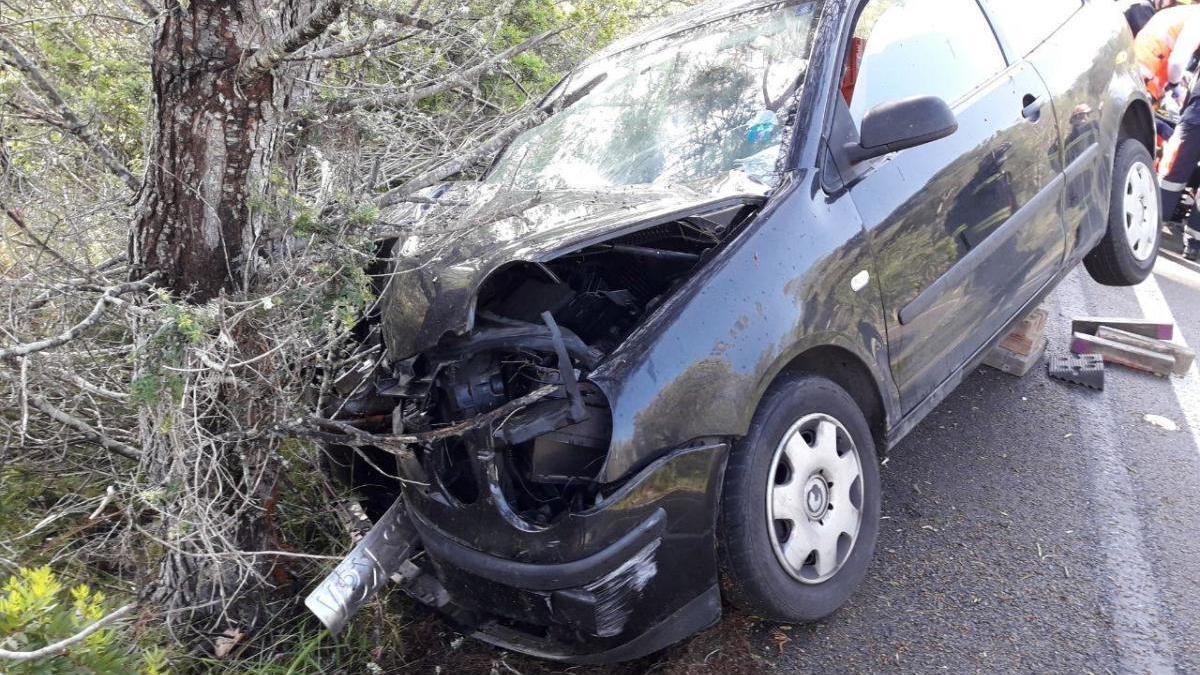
[
  {"xmin": 1055, "ymin": 271, "xmax": 1176, "ymax": 673},
  {"xmin": 1131, "ymin": 258, "xmax": 1200, "ymax": 458}
]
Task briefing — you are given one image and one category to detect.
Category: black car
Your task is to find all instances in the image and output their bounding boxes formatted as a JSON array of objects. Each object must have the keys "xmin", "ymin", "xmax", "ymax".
[{"xmin": 307, "ymin": 0, "xmax": 1160, "ymax": 663}]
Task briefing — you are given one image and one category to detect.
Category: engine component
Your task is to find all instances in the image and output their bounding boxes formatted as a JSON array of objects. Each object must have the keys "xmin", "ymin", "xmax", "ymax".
[{"xmin": 437, "ymin": 353, "xmax": 508, "ymax": 419}]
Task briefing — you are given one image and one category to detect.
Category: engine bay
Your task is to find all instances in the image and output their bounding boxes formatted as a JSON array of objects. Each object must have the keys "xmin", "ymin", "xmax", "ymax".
[{"xmin": 322, "ymin": 203, "xmax": 757, "ymax": 524}]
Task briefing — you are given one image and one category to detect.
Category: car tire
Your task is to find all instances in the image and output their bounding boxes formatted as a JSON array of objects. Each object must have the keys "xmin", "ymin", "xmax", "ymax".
[
  {"xmin": 718, "ymin": 373, "xmax": 880, "ymax": 622},
  {"xmin": 1084, "ymin": 137, "xmax": 1160, "ymax": 286}
]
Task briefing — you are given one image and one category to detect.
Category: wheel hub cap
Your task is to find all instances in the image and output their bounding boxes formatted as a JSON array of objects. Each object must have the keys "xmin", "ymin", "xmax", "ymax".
[
  {"xmin": 1124, "ymin": 160, "xmax": 1159, "ymax": 263},
  {"xmin": 766, "ymin": 414, "xmax": 865, "ymax": 585}
]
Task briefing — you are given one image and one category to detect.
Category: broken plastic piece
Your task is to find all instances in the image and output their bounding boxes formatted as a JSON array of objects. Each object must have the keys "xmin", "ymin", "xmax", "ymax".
[
  {"xmin": 1048, "ymin": 353, "xmax": 1105, "ymax": 390},
  {"xmin": 542, "ymin": 311, "xmax": 586, "ymax": 422}
]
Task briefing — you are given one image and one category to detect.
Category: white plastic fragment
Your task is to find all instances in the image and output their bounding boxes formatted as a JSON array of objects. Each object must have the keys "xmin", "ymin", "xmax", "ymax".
[{"xmin": 1143, "ymin": 414, "xmax": 1180, "ymax": 432}]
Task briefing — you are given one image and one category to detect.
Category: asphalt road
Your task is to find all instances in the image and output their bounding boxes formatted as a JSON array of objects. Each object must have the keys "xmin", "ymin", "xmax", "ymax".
[{"xmin": 417, "ymin": 249, "xmax": 1200, "ymax": 674}]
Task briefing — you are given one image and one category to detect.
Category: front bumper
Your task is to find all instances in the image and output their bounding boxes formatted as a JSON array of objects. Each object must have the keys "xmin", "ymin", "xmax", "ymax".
[{"xmin": 403, "ymin": 441, "xmax": 730, "ymax": 663}]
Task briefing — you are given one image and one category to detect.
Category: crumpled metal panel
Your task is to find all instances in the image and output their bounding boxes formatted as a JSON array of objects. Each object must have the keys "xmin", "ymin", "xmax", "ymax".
[
  {"xmin": 305, "ymin": 498, "xmax": 418, "ymax": 634},
  {"xmin": 374, "ymin": 181, "xmax": 768, "ymax": 361}
]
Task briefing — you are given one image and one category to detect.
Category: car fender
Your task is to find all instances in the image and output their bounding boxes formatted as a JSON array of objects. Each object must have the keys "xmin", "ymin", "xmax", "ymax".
[{"xmin": 590, "ymin": 173, "xmax": 900, "ymax": 483}]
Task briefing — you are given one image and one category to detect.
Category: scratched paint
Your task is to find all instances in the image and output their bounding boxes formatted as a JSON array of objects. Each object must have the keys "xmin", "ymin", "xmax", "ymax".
[{"xmin": 585, "ymin": 539, "xmax": 660, "ymax": 637}]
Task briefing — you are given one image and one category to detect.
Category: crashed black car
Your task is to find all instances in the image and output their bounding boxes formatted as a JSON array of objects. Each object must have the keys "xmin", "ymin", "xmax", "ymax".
[{"xmin": 307, "ymin": 0, "xmax": 1159, "ymax": 663}]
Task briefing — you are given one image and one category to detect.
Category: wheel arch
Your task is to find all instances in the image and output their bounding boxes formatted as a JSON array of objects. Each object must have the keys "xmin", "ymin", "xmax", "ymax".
[
  {"xmin": 767, "ymin": 344, "xmax": 889, "ymax": 453},
  {"xmin": 1120, "ymin": 98, "xmax": 1155, "ymax": 156}
]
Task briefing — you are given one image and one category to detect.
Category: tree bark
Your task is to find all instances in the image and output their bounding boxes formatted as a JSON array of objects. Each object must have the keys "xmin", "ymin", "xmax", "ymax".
[
  {"xmin": 128, "ymin": 0, "xmax": 338, "ymax": 644},
  {"xmin": 130, "ymin": 0, "xmax": 333, "ymax": 301}
]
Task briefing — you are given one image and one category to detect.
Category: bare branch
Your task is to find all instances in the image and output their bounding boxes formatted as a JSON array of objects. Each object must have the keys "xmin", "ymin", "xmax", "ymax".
[
  {"xmin": 294, "ymin": 30, "xmax": 408, "ymax": 61},
  {"xmin": 377, "ymin": 113, "xmax": 539, "ymax": 206},
  {"xmin": 374, "ymin": 73, "xmax": 601, "ymax": 204},
  {"xmin": 329, "ymin": 28, "xmax": 561, "ymax": 114},
  {"xmin": 137, "ymin": 0, "xmax": 159, "ymax": 20},
  {"xmin": 0, "ymin": 370, "xmax": 142, "ymax": 460},
  {"xmin": 356, "ymin": 4, "xmax": 434, "ymax": 30},
  {"xmin": 0, "ymin": 604, "xmax": 137, "ymax": 662},
  {"xmin": 0, "ymin": 33, "xmax": 139, "ymax": 192},
  {"xmin": 1, "ymin": 203, "xmax": 87, "ymax": 276},
  {"xmin": 291, "ymin": 384, "xmax": 558, "ymax": 449},
  {"xmin": 0, "ymin": 276, "xmax": 158, "ymax": 360},
  {"xmin": 238, "ymin": 0, "xmax": 344, "ymax": 82}
]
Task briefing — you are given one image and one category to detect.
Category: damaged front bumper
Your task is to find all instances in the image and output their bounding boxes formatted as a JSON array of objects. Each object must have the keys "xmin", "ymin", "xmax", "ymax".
[{"xmin": 308, "ymin": 440, "xmax": 729, "ymax": 664}]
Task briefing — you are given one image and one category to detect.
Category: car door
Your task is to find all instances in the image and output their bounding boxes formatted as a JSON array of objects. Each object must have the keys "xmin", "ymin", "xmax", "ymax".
[
  {"xmin": 979, "ymin": 0, "xmax": 1124, "ymax": 258},
  {"xmin": 832, "ymin": 0, "xmax": 1069, "ymax": 411}
]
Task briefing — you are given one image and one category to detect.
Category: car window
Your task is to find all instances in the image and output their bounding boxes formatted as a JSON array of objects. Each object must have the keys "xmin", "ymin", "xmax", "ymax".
[
  {"xmin": 486, "ymin": 3, "xmax": 822, "ymax": 191},
  {"xmin": 978, "ymin": 0, "xmax": 1080, "ymax": 57},
  {"xmin": 842, "ymin": 0, "xmax": 1006, "ymax": 125}
]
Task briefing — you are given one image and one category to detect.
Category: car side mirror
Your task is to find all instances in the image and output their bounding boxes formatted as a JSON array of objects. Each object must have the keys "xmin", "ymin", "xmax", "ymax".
[{"xmin": 844, "ymin": 95, "xmax": 958, "ymax": 164}]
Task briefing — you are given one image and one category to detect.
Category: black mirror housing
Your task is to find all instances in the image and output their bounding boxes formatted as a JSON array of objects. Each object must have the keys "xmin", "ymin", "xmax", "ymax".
[{"xmin": 844, "ymin": 95, "xmax": 958, "ymax": 164}]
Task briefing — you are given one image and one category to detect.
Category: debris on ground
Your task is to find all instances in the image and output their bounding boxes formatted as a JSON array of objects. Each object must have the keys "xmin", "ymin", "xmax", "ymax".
[
  {"xmin": 1095, "ymin": 326, "xmax": 1195, "ymax": 375},
  {"xmin": 1048, "ymin": 354, "xmax": 1105, "ymax": 390},
  {"xmin": 1143, "ymin": 414, "xmax": 1180, "ymax": 431},
  {"xmin": 1071, "ymin": 331, "xmax": 1175, "ymax": 376},
  {"xmin": 1071, "ymin": 317, "xmax": 1173, "ymax": 340},
  {"xmin": 984, "ymin": 308, "xmax": 1048, "ymax": 377}
]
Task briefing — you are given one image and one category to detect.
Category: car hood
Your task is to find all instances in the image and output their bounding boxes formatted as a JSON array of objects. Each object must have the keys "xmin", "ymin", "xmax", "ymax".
[{"xmin": 376, "ymin": 174, "xmax": 769, "ymax": 360}]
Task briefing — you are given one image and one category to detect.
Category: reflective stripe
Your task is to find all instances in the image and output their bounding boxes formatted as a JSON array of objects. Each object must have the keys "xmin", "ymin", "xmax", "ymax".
[{"xmin": 1161, "ymin": 179, "xmax": 1188, "ymax": 191}]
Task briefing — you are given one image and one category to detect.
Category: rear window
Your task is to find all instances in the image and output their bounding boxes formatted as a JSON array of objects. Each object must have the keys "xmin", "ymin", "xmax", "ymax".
[{"xmin": 978, "ymin": 0, "xmax": 1081, "ymax": 57}]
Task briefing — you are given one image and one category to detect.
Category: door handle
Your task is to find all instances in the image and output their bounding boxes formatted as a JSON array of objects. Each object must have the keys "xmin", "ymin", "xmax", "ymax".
[{"xmin": 1022, "ymin": 94, "xmax": 1045, "ymax": 121}]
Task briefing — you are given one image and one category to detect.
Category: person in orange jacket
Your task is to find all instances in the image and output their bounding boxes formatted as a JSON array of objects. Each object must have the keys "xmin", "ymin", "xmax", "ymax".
[
  {"xmin": 1136, "ymin": 5, "xmax": 1200, "ymax": 99},
  {"xmin": 1137, "ymin": 4, "xmax": 1200, "ymax": 258},
  {"xmin": 1122, "ymin": 0, "xmax": 1181, "ymax": 36}
]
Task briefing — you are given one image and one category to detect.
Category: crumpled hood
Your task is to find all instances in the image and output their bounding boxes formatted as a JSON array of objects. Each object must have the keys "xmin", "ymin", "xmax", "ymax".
[{"xmin": 376, "ymin": 175, "xmax": 769, "ymax": 360}]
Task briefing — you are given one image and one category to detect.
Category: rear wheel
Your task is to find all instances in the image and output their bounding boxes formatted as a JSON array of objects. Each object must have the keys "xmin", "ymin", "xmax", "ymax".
[
  {"xmin": 718, "ymin": 374, "xmax": 880, "ymax": 621},
  {"xmin": 1084, "ymin": 138, "xmax": 1160, "ymax": 286}
]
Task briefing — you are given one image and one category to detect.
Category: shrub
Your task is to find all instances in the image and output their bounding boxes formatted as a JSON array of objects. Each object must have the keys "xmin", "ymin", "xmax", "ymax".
[{"xmin": 0, "ymin": 566, "xmax": 162, "ymax": 674}]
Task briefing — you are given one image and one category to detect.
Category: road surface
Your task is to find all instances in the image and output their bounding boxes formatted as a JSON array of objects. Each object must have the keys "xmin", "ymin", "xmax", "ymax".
[{"xmin": 416, "ymin": 250, "xmax": 1200, "ymax": 674}]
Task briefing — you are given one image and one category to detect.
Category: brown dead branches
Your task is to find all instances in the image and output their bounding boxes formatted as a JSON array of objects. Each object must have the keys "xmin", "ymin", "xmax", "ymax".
[{"xmin": 0, "ymin": 275, "xmax": 156, "ymax": 360}]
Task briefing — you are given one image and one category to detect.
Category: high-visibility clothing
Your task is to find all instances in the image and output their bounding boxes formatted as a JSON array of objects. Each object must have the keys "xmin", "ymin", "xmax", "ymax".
[{"xmin": 1135, "ymin": 5, "xmax": 1200, "ymax": 99}]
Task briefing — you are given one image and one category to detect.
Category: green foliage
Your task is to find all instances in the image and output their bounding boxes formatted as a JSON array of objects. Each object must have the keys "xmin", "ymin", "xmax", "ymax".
[
  {"xmin": 0, "ymin": 468, "xmax": 46, "ymax": 542},
  {"xmin": 313, "ymin": 261, "xmax": 375, "ymax": 334},
  {"xmin": 0, "ymin": 567, "xmax": 159, "ymax": 674},
  {"xmin": 0, "ymin": 10, "xmax": 148, "ymax": 165},
  {"xmin": 479, "ymin": 0, "xmax": 663, "ymax": 109},
  {"xmin": 128, "ymin": 301, "xmax": 211, "ymax": 406}
]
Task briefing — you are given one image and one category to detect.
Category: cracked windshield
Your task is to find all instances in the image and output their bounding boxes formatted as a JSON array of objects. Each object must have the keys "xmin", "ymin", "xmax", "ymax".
[{"xmin": 487, "ymin": 2, "xmax": 820, "ymax": 191}]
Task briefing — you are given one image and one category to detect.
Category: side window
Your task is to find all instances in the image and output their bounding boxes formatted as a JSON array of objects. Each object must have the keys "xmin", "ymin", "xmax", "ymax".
[
  {"xmin": 977, "ymin": 0, "xmax": 1081, "ymax": 57},
  {"xmin": 842, "ymin": 0, "xmax": 1006, "ymax": 125}
]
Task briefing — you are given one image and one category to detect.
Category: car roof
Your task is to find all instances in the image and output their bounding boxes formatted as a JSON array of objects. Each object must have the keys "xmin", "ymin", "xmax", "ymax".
[{"xmin": 582, "ymin": 0, "xmax": 800, "ymax": 66}]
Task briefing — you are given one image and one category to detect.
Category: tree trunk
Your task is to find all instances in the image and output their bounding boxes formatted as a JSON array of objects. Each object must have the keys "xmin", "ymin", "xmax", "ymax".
[
  {"xmin": 128, "ymin": 0, "xmax": 335, "ymax": 644},
  {"xmin": 131, "ymin": 0, "xmax": 323, "ymax": 301}
]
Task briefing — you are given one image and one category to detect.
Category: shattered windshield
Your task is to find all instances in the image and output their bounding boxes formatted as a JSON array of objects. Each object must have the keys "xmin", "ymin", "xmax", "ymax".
[{"xmin": 486, "ymin": 2, "xmax": 821, "ymax": 191}]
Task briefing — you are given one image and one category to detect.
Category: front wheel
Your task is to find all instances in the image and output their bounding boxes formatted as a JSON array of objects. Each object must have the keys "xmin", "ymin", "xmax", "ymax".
[
  {"xmin": 1084, "ymin": 138, "xmax": 1160, "ymax": 286},
  {"xmin": 718, "ymin": 374, "xmax": 881, "ymax": 621}
]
